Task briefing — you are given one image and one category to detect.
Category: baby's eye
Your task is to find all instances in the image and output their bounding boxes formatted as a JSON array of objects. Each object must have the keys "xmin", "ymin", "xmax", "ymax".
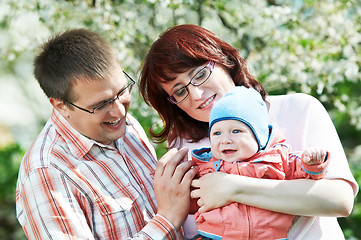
[
  {"xmin": 213, "ymin": 131, "xmax": 221, "ymax": 136},
  {"xmin": 232, "ymin": 129, "xmax": 241, "ymax": 134}
]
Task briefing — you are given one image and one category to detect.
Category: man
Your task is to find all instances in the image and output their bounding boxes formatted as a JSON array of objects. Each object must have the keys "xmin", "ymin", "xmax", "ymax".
[{"xmin": 16, "ymin": 29, "xmax": 197, "ymax": 239}]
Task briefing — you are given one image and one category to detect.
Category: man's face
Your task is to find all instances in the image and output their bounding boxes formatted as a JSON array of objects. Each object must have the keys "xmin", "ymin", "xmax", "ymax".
[{"xmin": 63, "ymin": 65, "xmax": 131, "ymax": 145}]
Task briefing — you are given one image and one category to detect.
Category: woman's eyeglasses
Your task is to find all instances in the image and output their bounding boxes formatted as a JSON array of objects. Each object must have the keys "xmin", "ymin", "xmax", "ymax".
[{"xmin": 167, "ymin": 61, "xmax": 215, "ymax": 104}]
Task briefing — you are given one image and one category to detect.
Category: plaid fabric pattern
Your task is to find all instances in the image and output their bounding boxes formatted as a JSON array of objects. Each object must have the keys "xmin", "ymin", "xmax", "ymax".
[{"xmin": 16, "ymin": 110, "xmax": 180, "ymax": 240}]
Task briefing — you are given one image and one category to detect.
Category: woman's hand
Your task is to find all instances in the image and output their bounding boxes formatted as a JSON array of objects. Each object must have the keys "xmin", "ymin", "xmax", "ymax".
[
  {"xmin": 154, "ymin": 148, "xmax": 198, "ymax": 229},
  {"xmin": 191, "ymin": 172, "xmax": 236, "ymax": 213}
]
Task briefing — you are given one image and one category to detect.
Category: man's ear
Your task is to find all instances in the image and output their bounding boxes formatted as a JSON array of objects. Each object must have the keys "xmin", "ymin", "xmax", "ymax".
[{"xmin": 49, "ymin": 98, "xmax": 70, "ymax": 118}]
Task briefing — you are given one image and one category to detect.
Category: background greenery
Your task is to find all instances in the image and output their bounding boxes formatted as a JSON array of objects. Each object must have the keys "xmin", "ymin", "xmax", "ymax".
[{"xmin": 0, "ymin": 0, "xmax": 360, "ymax": 239}]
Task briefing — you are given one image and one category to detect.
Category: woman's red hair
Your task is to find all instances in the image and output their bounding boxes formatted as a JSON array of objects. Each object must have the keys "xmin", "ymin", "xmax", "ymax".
[{"xmin": 139, "ymin": 24, "xmax": 266, "ymax": 147}]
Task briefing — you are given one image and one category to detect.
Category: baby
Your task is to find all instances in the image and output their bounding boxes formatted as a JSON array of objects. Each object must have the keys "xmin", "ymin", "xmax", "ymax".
[{"xmin": 191, "ymin": 86, "xmax": 329, "ymax": 240}]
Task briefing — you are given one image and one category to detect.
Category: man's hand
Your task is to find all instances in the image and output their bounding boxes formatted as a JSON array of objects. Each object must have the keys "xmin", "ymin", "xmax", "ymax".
[{"xmin": 154, "ymin": 148, "xmax": 198, "ymax": 229}]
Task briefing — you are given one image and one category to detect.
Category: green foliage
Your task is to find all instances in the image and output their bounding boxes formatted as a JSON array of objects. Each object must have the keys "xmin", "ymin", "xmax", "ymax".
[
  {"xmin": 0, "ymin": 144, "xmax": 23, "ymax": 199},
  {"xmin": 0, "ymin": 144, "xmax": 26, "ymax": 240},
  {"xmin": 338, "ymin": 161, "xmax": 361, "ymax": 239}
]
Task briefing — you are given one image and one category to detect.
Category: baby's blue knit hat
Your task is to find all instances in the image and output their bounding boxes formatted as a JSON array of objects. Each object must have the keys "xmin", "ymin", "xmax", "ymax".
[{"xmin": 209, "ymin": 86, "xmax": 272, "ymax": 151}]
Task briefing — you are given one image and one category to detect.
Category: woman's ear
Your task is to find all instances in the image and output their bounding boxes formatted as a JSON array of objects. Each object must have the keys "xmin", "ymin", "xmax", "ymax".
[{"xmin": 49, "ymin": 98, "xmax": 70, "ymax": 118}]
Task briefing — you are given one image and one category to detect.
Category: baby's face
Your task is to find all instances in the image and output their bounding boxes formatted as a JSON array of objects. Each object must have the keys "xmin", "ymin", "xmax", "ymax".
[{"xmin": 210, "ymin": 120, "xmax": 259, "ymax": 162}]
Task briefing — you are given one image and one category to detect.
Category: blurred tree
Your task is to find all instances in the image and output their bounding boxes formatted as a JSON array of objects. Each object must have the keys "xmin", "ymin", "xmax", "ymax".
[{"xmin": 0, "ymin": 144, "xmax": 26, "ymax": 240}]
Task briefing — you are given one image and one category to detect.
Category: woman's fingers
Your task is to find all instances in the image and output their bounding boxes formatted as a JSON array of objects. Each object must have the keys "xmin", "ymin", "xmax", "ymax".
[
  {"xmin": 190, "ymin": 172, "xmax": 235, "ymax": 213},
  {"xmin": 191, "ymin": 179, "xmax": 200, "ymax": 188},
  {"xmin": 190, "ymin": 187, "xmax": 200, "ymax": 199}
]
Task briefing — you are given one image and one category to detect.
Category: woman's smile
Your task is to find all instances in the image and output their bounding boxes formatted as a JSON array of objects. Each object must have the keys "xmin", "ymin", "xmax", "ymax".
[{"xmin": 198, "ymin": 94, "xmax": 216, "ymax": 109}]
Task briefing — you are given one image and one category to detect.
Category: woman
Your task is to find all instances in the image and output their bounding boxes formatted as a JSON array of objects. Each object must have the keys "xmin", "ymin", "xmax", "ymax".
[{"xmin": 139, "ymin": 24, "xmax": 358, "ymax": 239}]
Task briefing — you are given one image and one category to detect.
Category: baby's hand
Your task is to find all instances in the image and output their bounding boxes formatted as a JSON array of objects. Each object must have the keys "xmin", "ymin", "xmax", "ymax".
[{"xmin": 302, "ymin": 147, "xmax": 327, "ymax": 165}]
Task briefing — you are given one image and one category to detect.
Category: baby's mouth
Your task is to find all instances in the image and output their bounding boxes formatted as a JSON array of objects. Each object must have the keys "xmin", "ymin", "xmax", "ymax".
[{"xmin": 222, "ymin": 149, "xmax": 236, "ymax": 154}]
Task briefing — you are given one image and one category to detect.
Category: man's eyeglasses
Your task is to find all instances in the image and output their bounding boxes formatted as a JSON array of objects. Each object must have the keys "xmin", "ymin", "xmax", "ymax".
[
  {"xmin": 66, "ymin": 71, "xmax": 135, "ymax": 115},
  {"xmin": 167, "ymin": 61, "xmax": 215, "ymax": 104}
]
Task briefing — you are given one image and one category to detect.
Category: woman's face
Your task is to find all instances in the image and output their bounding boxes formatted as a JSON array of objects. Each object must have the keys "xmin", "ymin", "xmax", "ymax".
[{"xmin": 160, "ymin": 63, "xmax": 235, "ymax": 122}]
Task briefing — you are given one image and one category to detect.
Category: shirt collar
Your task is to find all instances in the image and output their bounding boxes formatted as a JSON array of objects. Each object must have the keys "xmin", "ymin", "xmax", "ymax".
[{"xmin": 51, "ymin": 109, "xmax": 121, "ymax": 159}]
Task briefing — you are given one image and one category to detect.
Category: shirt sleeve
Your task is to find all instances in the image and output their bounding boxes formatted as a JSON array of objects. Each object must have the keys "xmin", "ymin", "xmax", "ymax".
[
  {"xmin": 298, "ymin": 94, "xmax": 358, "ymax": 194},
  {"xmin": 135, "ymin": 214, "xmax": 184, "ymax": 240},
  {"xmin": 267, "ymin": 94, "xmax": 358, "ymax": 196}
]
